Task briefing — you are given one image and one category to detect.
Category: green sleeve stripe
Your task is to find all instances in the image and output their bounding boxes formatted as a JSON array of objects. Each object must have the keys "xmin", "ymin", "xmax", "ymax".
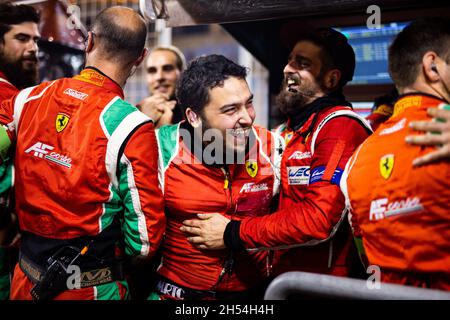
[
  {"xmin": 95, "ymin": 280, "xmax": 129, "ymax": 300},
  {"xmin": 101, "ymin": 97, "xmax": 137, "ymax": 137},
  {"xmin": 118, "ymin": 158, "xmax": 149, "ymax": 256},
  {"xmin": 0, "ymin": 159, "xmax": 12, "ymax": 194},
  {"xmin": 156, "ymin": 123, "xmax": 180, "ymax": 169},
  {"xmin": 99, "ymin": 98, "xmax": 151, "ymax": 234},
  {"xmin": 0, "ymin": 126, "xmax": 11, "ymax": 161},
  {"xmin": 99, "ymin": 183, "xmax": 122, "ymax": 232},
  {"xmin": 354, "ymin": 236, "xmax": 366, "ymax": 255}
]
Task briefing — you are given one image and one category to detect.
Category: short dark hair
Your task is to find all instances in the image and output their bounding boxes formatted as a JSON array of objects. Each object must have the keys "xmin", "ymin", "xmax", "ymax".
[
  {"xmin": 176, "ymin": 54, "xmax": 247, "ymax": 115},
  {"xmin": 0, "ymin": 2, "xmax": 40, "ymax": 43},
  {"xmin": 389, "ymin": 18, "xmax": 450, "ymax": 88},
  {"xmin": 92, "ymin": 7, "xmax": 147, "ymax": 64},
  {"xmin": 291, "ymin": 28, "xmax": 355, "ymax": 88}
]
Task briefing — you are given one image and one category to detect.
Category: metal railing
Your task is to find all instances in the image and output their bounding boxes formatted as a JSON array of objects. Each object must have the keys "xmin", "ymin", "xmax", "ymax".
[{"xmin": 264, "ymin": 271, "xmax": 450, "ymax": 300}]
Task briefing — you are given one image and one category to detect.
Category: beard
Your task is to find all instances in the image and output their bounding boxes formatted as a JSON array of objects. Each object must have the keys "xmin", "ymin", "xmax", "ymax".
[
  {"xmin": 276, "ymin": 86, "xmax": 311, "ymax": 117},
  {"xmin": 0, "ymin": 50, "xmax": 39, "ymax": 89},
  {"xmin": 276, "ymin": 73, "xmax": 326, "ymax": 117}
]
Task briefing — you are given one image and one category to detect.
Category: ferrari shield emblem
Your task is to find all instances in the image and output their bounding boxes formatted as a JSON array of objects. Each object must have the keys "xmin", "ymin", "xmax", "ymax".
[
  {"xmin": 56, "ymin": 113, "xmax": 70, "ymax": 133},
  {"xmin": 245, "ymin": 160, "xmax": 258, "ymax": 178},
  {"xmin": 284, "ymin": 132, "xmax": 293, "ymax": 145},
  {"xmin": 379, "ymin": 154, "xmax": 394, "ymax": 180}
]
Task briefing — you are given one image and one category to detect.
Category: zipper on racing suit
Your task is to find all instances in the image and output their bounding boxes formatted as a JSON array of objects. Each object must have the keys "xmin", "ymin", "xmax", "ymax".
[{"xmin": 212, "ymin": 166, "xmax": 235, "ymax": 290}]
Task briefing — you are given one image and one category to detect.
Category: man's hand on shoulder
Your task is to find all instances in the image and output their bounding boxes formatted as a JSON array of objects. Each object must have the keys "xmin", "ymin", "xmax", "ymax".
[{"xmin": 406, "ymin": 107, "xmax": 450, "ymax": 166}]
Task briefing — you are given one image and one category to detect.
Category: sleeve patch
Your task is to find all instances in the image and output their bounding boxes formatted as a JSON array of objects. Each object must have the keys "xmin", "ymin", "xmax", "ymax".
[{"xmin": 310, "ymin": 166, "xmax": 343, "ymax": 185}]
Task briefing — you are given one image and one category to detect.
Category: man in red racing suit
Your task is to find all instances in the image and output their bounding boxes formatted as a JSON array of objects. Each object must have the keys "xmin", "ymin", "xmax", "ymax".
[
  {"xmin": 342, "ymin": 18, "xmax": 450, "ymax": 290},
  {"xmin": 0, "ymin": 7, "xmax": 165, "ymax": 300},
  {"xmin": 150, "ymin": 55, "xmax": 283, "ymax": 300},
  {"xmin": 0, "ymin": 2, "xmax": 41, "ymax": 300},
  {"xmin": 182, "ymin": 28, "xmax": 372, "ymax": 278}
]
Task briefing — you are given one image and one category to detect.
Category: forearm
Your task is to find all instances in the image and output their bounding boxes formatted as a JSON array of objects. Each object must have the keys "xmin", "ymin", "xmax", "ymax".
[{"xmin": 226, "ymin": 184, "xmax": 345, "ymax": 250}]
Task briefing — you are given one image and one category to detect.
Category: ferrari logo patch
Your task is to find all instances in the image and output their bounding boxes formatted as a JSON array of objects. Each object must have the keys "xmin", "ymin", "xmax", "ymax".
[
  {"xmin": 284, "ymin": 132, "xmax": 293, "ymax": 145},
  {"xmin": 245, "ymin": 160, "xmax": 258, "ymax": 178},
  {"xmin": 56, "ymin": 113, "xmax": 70, "ymax": 133},
  {"xmin": 379, "ymin": 154, "xmax": 394, "ymax": 180}
]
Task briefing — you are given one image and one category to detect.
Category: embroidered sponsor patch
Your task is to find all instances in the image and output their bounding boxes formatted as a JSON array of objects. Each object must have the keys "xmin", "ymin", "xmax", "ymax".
[
  {"xmin": 79, "ymin": 268, "xmax": 113, "ymax": 287},
  {"xmin": 379, "ymin": 118, "xmax": 406, "ymax": 135},
  {"xmin": 63, "ymin": 88, "xmax": 88, "ymax": 101},
  {"xmin": 370, "ymin": 197, "xmax": 423, "ymax": 221},
  {"xmin": 25, "ymin": 141, "xmax": 72, "ymax": 169},
  {"xmin": 309, "ymin": 166, "xmax": 343, "ymax": 185},
  {"xmin": 287, "ymin": 166, "xmax": 310, "ymax": 185},
  {"xmin": 157, "ymin": 280, "xmax": 185, "ymax": 299},
  {"xmin": 239, "ymin": 182, "xmax": 269, "ymax": 193},
  {"xmin": 288, "ymin": 151, "xmax": 311, "ymax": 160}
]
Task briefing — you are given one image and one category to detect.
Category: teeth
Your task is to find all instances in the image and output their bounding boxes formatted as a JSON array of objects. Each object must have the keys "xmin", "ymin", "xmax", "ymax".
[
  {"xmin": 231, "ymin": 128, "xmax": 249, "ymax": 137},
  {"xmin": 287, "ymin": 79, "xmax": 296, "ymax": 85}
]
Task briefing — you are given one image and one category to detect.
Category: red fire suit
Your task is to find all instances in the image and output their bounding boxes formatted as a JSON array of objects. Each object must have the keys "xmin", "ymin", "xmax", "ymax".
[
  {"xmin": 0, "ymin": 72, "xmax": 18, "ymax": 101},
  {"xmin": 0, "ymin": 68, "xmax": 165, "ymax": 300},
  {"xmin": 225, "ymin": 104, "xmax": 372, "ymax": 276},
  {"xmin": 154, "ymin": 123, "xmax": 283, "ymax": 299},
  {"xmin": 342, "ymin": 94, "xmax": 450, "ymax": 290}
]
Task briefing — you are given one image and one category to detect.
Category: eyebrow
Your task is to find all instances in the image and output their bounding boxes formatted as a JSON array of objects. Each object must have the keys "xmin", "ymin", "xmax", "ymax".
[
  {"xmin": 147, "ymin": 64, "xmax": 176, "ymax": 72},
  {"xmin": 14, "ymin": 33, "xmax": 40, "ymax": 41},
  {"xmin": 289, "ymin": 54, "xmax": 312, "ymax": 63},
  {"xmin": 219, "ymin": 94, "xmax": 254, "ymax": 111}
]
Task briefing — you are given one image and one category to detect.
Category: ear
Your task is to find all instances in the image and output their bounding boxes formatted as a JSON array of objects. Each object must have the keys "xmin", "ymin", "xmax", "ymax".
[
  {"xmin": 134, "ymin": 48, "xmax": 148, "ymax": 67},
  {"xmin": 423, "ymin": 51, "xmax": 440, "ymax": 82},
  {"xmin": 324, "ymin": 69, "xmax": 341, "ymax": 91},
  {"xmin": 85, "ymin": 31, "xmax": 95, "ymax": 53},
  {"xmin": 185, "ymin": 108, "xmax": 201, "ymax": 128}
]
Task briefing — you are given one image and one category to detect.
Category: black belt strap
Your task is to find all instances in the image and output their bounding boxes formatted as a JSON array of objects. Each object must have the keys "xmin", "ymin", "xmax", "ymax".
[
  {"xmin": 19, "ymin": 252, "xmax": 123, "ymax": 289},
  {"xmin": 156, "ymin": 277, "xmax": 262, "ymax": 300}
]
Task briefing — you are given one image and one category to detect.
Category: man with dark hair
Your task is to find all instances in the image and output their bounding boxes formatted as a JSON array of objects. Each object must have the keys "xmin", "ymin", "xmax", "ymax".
[
  {"xmin": 0, "ymin": 6, "xmax": 165, "ymax": 300},
  {"xmin": 0, "ymin": 1, "xmax": 40, "ymax": 300},
  {"xmin": 0, "ymin": 1, "xmax": 40, "ymax": 91},
  {"xmin": 150, "ymin": 54, "xmax": 283, "ymax": 299},
  {"xmin": 138, "ymin": 45, "xmax": 186, "ymax": 128},
  {"xmin": 342, "ymin": 17, "xmax": 450, "ymax": 290},
  {"xmin": 181, "ymin": 29, "xmax": 372, "ymax": 279}
]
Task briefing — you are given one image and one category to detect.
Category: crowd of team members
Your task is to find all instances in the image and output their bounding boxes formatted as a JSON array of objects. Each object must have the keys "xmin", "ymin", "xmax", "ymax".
[{"xmin": 0, "ymin": 2, "xmax": 449, "ymax": 300}]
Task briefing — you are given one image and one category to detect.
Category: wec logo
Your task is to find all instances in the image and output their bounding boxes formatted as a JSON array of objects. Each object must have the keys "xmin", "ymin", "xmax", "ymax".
[
  {"xmin": 287, "ymin": 166, "xmax": 310, "ymax": 185},
  {"xmin": 25, "ymin": 142, "xmax": 54, "ymax": 158}
]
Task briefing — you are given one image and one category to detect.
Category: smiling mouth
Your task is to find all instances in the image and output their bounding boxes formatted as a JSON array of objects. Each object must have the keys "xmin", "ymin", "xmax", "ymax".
[
  {"xmin": 155, "ymin": 84, "xmax": 169, "ymax": 90},
  {"xmin": 230, "ymin": 128, "xmax": 250, "ymax": 139},
  {"xmin": 286, "ymin": 77, "xmax": 300, "ymax": 93}
]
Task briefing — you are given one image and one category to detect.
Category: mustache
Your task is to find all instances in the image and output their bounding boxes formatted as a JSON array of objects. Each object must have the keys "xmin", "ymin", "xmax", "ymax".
[
  {"xmin": 285, "ymin": 74, "xmax": 300, "ymax": 86},
  {"xmin": 22, "ymin": 54, "xmax": 38, "ymax": 63}
]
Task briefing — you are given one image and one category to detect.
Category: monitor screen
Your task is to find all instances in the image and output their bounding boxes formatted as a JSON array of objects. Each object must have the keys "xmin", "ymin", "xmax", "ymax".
[{"xmin": 335, "ymin": 22, "xmax": 409, "ymax": 85}]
